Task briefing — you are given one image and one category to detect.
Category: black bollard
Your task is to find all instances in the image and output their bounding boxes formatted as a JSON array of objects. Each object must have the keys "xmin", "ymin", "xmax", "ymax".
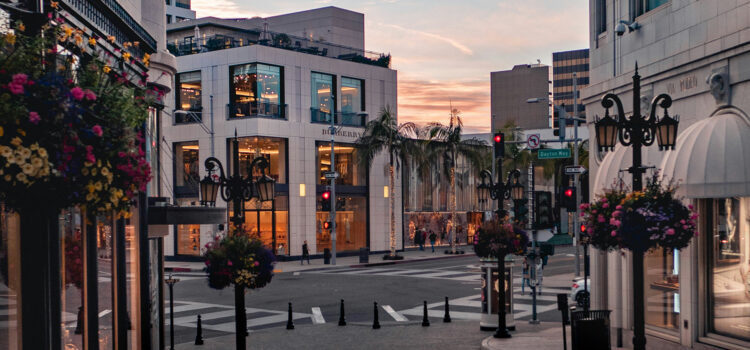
[
  {"xmin": 194, "ymin": 314, "xmax": 204, "ymax": 345},
  {"xmin": 286, "ymin": 302, "xmax": 295, "ymax": 330},
  {"xmin": 421, "ymin": 300, "xmax": 430, "ymax": 327},
  {"xmin": 338, "ymin": 299, "xmax": 347, "ymax": 326},
  {"xmin": 74, "ymin": 306, "xmax": 83, "ymax": 334},
  {"xmin": 372, "ymin": 302, "xmax": 381, "ymax": 329},
  {"xmin": 443, "ymin": 296, "xmax": 452, "ymax": 323}
]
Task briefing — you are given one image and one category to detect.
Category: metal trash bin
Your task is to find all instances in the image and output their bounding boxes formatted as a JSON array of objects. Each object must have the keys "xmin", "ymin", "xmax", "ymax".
[
  {"xmin": 359, "ymin": 247, "xmax": 369, "ymax": 263},
  {"xmin": 323, "ymin": 248, "xmax": 331, "ymax": 264},
  {"xmin": 478, "ymin": 257, "xmax": 515, "ymax": 331},
  {"xmin": 571, "ymin": 309, "xmax": 611, "ymax": 350}
]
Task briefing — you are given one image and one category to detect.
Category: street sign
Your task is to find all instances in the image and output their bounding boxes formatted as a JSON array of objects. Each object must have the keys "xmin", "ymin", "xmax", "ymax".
[
  {"xmin": 564, "ymin": 165, "xmax": 587, "ymax": 175},
  {"xmin": 538, "ymin": 148, "xmax": 571, "ymax": 159},
  {"xmin": 527, "ymin": 134, "xmax": 541, "ymax": 150},
  {"xmin": 324, "ymin": 171, "xmax": 339, "ymax": 179}
]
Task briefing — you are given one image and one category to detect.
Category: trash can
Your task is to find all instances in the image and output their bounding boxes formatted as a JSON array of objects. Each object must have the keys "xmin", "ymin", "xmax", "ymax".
[
  {"xmin": 323, "ymin": 248, "xmax": 331, "ymax": 264},
  {"xmin": 359, "ymin": 247, "xmax": 369, "ymax": 263},
  {"xmin": 570, "ymin": 309, "xmax": 611, "ymax": 350},
  {"xmin": 478, "ymin": 257, "xmax": 514, "ymax": 331}
]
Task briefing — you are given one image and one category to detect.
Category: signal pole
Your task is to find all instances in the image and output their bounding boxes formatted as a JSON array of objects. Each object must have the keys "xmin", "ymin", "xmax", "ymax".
[
  {"xmin": 572, "ymin": 73, "xmax": 581, "ymax": 277},
  {"xmin": 329, "ymin": 95, "xmax": 337, "ymax": 265}
]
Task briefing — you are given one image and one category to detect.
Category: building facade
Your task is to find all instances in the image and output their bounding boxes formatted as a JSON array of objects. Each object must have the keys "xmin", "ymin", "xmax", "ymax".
[
  {"xmin": 166, "ymin": 0, "xmax": 196, "ymax": 24},
  {"xmin": 163, "ymin": 7, "xmax": 400, "ymax": 259},
  {"xmin": 490, "ymin": 64, "xmax": 550, "ymax": 131},
  {"xmin": 552, "ymin": 49, "xmax": 590, "ymax": 123},
  {"xmin": 584, "ymin": 1, "xmax": 750, "ymax": 349}
]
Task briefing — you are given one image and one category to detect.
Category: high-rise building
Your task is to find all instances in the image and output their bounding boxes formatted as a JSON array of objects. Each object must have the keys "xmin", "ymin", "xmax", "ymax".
[
  {"xmin": 166, "ymin": 0, "xmax": 196, "ymax": 24},
  {"xmin": 490, "ymin": 64, "xmax": 550, "ymax": 131},
  {"xmin": 552, "ymin": 49, "xmax": 589, "ymax": 125}
]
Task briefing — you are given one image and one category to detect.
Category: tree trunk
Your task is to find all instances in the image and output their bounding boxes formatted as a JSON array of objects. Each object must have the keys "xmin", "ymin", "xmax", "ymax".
[
  {"xmin": 450, "ymin": 166, "xmax": 456, "ymax": 253},
  {"xmin": 389, "ymin": 164, "xmax": 396, "ymax": 256}
]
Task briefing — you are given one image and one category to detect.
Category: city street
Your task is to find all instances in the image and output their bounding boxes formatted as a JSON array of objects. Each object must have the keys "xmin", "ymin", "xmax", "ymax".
[{"xmin": 167, "ymin": 246, "xmax": 578, "ymax": 346}]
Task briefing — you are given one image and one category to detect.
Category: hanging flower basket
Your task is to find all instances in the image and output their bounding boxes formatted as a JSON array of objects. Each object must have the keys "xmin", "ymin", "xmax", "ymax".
[
  {"xmin": 582, "ymin": 174, "xmax": 698, "ymax": 251},
  {"xmin": 0, "ymin": 14, "xmax": 156, "ymax": 213},
  {"xmin": 203, "ymin": 231, "xmax": 276, "ymax": 290},
  {"xmin": 473, "ymin": 219, "xmax": 529, "ymax": 258}
]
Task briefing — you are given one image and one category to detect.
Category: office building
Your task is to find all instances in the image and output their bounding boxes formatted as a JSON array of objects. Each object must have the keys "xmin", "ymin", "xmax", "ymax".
[{"xmin": 490, "ymin": 64, "xmax": 550, "ymax": 131}]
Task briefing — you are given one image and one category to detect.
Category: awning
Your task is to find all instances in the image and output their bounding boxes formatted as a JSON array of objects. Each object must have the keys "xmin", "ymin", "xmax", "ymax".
[
  {"xmin": 593, "ymin": 143, "xmax": 664, "ymax": 196},
  {"xmin": 659, "ymin": 107, "xmax": 750, "ymax": 198}
]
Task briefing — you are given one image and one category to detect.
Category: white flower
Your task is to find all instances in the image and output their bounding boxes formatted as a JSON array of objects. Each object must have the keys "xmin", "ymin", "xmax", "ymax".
[
  {"xmin": 15, "ymin": 172, "xmax": 27, "ymax": 183},
  {"xmin": 31, "ymin": 157, "xmax": 43, "ymax": 169},
  {"xmin": 37, "ymin": 148, "xmax": 47, "ymax": 158},
  {"xmin": 0, "ymin": 146, "xmax": 11, "ymax": 158},
  {"xmin": 21, "ymin": 163, "xmax": 34, "ymax": 175},
  {"xmin": 19, "ymin": 148, "xmax": 31, "ymax": 159}
]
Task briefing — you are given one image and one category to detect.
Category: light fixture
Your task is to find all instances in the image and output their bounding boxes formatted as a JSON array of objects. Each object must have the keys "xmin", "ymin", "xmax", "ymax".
[
  {"xmin": 656, "ymin": 114, "xmax": 679, "ymax": 150},
  {"xmin": 255, "ymin": 173, "xmax": 275, "ymax": 202},
  {"xmin": 200, "ymin": 174, "xmax": 219, "ymax": 207},
  {"xmin": 594, "ymin": 112, "xmax": 619, "ymax": 152},
  {"xmin": 299, "ymin": 183, "xmax": 306, "ymax": 197}
]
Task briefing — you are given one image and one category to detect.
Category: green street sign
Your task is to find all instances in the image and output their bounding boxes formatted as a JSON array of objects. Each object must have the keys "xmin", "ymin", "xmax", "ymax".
[{"xmin": 538, "ymin": 148, "xmax": 571, "ymax": 159}]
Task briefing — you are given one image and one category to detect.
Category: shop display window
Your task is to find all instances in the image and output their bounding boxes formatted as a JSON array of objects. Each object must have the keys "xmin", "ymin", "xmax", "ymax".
[
  {"xmin": 231, "ymin": 136, "xmax": 287, "ymax": 184},
  {"xmin": 241, "ymin": 195, "xmax": 289, "ymax": 255},
  {"xmin": 174, "ymin": 142, "xmax": 200, "ymax": 197},
  {"xmin": 311, "ymin": 72, "xmax": 335, "ymax": 123},
  {"xmin": 316, "ymin": 196, "xmax": 367, "ymax": 253},
  {"xmin": 230, "ymin": 63, "xmax": 283, "ymax": 118},
  {"xmin": 644, "ymin": 248, "xmax": 680, "ymax": 330},
  {"xmin": 316, "ymin": 143, "xmax": 366, "ymax": 186},
  {"xmin": 176, "ymin": 224, "xmax": 201, "ymax": 256},
  {"xmin": 707, "ymin": 197, "xmax": 750, "ymax": 342}
]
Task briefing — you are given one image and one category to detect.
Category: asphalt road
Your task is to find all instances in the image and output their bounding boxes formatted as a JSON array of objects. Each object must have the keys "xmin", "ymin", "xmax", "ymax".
[{"xmin": 166, "ymin": 246, "xmax": 579, "ymax": 345}]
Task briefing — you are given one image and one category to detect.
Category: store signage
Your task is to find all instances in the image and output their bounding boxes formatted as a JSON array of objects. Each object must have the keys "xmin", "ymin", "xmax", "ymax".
[
  {"xmin": 321, "ymin": 128, "xmax": 363, "ymax": 138},
  {"xmin": 564, "ymin": 165, "xmax": 587, "ymax": 175},
  {"xmin": 538, "ymin": 148, "xmax": 571, "ymax": 159}
]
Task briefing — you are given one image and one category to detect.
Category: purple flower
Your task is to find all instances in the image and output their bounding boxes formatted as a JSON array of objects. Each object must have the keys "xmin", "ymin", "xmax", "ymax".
[{"xmin": 29, "ymin": 111, "xmax": 40, "ymax": 124}]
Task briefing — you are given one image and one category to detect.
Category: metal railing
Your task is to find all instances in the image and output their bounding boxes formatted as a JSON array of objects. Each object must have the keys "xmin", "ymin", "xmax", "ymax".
[
  {"xmin": 227, "ymin": 102, "xmax": 287, "ymax": 119},
  {"xmin": 310, "ymin": 108, "xmax": 367, "ymax": 127},
  {"xmin": 174, "ymin": 110, "xmax": 202, "ymax": 124}
]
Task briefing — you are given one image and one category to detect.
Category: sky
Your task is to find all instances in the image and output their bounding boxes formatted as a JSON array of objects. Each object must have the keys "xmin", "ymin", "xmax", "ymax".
[{"xmin": 192, "ymin": 0, "xmax": 589, "ymax": 133}]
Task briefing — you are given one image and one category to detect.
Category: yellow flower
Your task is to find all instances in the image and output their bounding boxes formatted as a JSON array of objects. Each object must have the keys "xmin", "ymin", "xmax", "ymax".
[
  {"xmin": 91, "ymin": 167, "xmax": 97, "ymax": 176},
  {"xmin": 51, "ymin": 1, "xmax": 59, "ymax": 9},
  {"xmin": 0, "ymin": 147, "xmax": 11, "ymax": 158},
  {"xmin": 133, "ymin": 41, "xmax": 139, "ymax": 47},
  {"xmin": 29, "ymin": 143, "xmax": 38, "ymax": 151},
  {"xmin": 37, "ymin": 148, "xmax": 47, "ymax": 158},
  {"xmin": 31, "ymin": 157, "xmax": 43, "ymax": 169},
  {"xmin": 107, "ymin": 36, "xmax": 116, "ymax": 43},
  {"xmin": 10, "ymin": 137, "xmax": 22, "ymax": 147},
  {"xmin": 94, "ymin": 181, "xmax": 102, "ymax": 191},
  {"xmin": 88, "ymin": 37, "xmax": 96, "ymax": 46},
  {"xmin": 143, "ymin": 53, "xmax": 151, "ymax": 67},
  {"xmin": 19, "ymin": 148, "xmax": 31, "ymax": 159},
  {"xmin": 87, "ymin": 182, "xmax": 95, "ymax": 193},
  {"xmin": 123, "ymin": 41, "xmax": 132, "ymax": 48},
  {"xmin": 4, "ymin": 175, "xmax": 10, "ymax": 182},
  {"xmin": 15, "ymin": 172, "xmax": 27, "ymax": 183},
  {"xmin": 16, "ymin": 128, "xmax": 25, "ymax": 137},
  {"xmin": 122, "ymin": 52, "xmax": 131, "ymax": 61},
  {"xmin": 86, "ymin": 193, "xmax": 94, "ymax": 202},
  {"xmin": 103, "ymin": 65, "xmax": 111, "ymax": 74},
  {"xmin": 63, "ymin": 26, "xmax": 73, "ymax": 38},
  {"xmin": 18, "ymin": 23, "xmax": 25, "ymax": 32},
  {"xmin": 74, "ymin": 33, "xmax": 83, "ymax": 46},
  {"xmin": 4, "ymin": 33, "xmax": 16, "ymax": 46},
  {"xmin": 101, "ymin": 167, "xmax": 110, "ymax": 176},
  {"xmin": 21, "ymin": 163, "xmax": 34, "ymax": 175}
]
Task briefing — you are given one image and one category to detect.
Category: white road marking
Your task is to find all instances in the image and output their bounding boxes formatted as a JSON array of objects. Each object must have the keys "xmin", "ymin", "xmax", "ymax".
[
  {"xmin": 98, "ymin": 309, "xmax": 111, "ymax": 318},
  {"xmin": 382, "ymin": 305, "xmax": 408, "ymax": 322},
  {"xmin": 311, "ymin": 307, "xmax": 325, "ymax": 324},
  {"xmin": 293, "ymin": 272, "xmax": 300, "ymax": 276}
]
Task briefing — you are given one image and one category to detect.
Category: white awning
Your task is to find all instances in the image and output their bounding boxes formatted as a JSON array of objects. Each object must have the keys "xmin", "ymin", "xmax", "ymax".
[
  {"xmin": 659, "ymin": 108, "xmax": 750, "ymax": 198},
  {"xmin": 593, "ymin": 143, "xmax": 663, "ymax": 196}
]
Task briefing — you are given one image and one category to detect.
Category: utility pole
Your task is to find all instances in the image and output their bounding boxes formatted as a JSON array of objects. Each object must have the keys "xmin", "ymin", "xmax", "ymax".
[
  {"xmin": 572, "ymin": 73, "xmax": 581, "ymax": 277},
  {"xmin": 528, "ymin": 161, "xmax": 539, "ymax": 324},
  {"xmin": 329, "ymin": 96, "xmax": 337, "ymax": 265}
]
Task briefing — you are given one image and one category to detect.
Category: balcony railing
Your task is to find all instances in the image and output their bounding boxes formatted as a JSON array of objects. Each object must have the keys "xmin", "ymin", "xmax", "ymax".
[
  {"xmin": 167, "ymin": 33, "xmax": 391, "ymax": 68},
  {"xmin": 174, "ymin": 110, "xmax": 202, "ymax": 124},
  {"xmin": 228, "ymin": 102, "xmax": 287, "ymax": 119},
  {"xmin": 311, "ymin": 108, "xmax": 367, "ymax": 127}
]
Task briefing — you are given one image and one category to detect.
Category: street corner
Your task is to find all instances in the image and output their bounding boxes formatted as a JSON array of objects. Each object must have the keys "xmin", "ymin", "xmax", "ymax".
[{"xmin": 481, "ymin": 323, "xmax": 571, "ymax": 350}]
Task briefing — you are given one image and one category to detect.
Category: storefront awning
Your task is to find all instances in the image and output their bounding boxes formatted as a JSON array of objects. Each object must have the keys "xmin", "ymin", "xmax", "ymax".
[
  {"xmin": 659, "ymin": 107, "xmax": 750, "ymax": 198},
  {"xmin": 593, "ymin": 143, "xmax": 663, "ymax": 196}
]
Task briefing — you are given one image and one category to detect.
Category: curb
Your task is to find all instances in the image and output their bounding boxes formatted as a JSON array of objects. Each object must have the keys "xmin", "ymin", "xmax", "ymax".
[
  {"xmin": 349, "ymin": 252, "xmax": 470, "ymax": 268},
  {"xmin": 165, "ymin": 266, "xmax": 204, "ymax": 273}
]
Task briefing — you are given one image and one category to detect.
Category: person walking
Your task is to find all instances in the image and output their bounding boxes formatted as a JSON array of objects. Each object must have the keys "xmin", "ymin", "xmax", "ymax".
[
  {"xmin": 416, "ymin": 228, "xmax": 424, "ymax": 251},
  {"xmin": 521, "ymin": 257, "xmax": 530, "ymax": 295},
  {"xmin": 428, "ymin": 231, "xmax": 437, "ymax": 253},
  {"xmin": 301, "ymin": 240, "xmax": 310, "ymax": 265}
]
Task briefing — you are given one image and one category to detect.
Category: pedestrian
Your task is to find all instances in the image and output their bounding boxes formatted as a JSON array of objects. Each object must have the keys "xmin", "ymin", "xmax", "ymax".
[
  {"xmin": 301, "ymin": 240, "xmax": 310, "ymax": 265},
  {"xmin": 429, "ymin": 231, "xmax": 437, "ymax": 253},
  {"xmin": 536, "ymin": 258, "xmax": 544, "ymax": 295},
  {"xmin": 417, "ymin": 228, "xmax": 425, "ymax": 251},
  {"xmin": 521, "ymin": 257, "xmax": 530, "ymax": 295}
]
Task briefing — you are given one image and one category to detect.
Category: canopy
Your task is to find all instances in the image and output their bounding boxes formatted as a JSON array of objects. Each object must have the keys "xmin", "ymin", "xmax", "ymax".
[{"xmin": 593, "ymin": 143, "xmax": 663, "ymax": 196}]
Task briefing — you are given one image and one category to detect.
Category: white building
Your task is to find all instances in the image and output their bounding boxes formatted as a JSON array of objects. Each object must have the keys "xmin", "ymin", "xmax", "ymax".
[
  {"xmin": 162, "ymin": 7, "xmax": 399, "ymax": 259},
  {"xmin": 584, "ymin": 1, "xmax": 750, "ymax": 349},
  {"xmin": 166, "ymin": 0, "xmax": 196, "ymax": 24}
]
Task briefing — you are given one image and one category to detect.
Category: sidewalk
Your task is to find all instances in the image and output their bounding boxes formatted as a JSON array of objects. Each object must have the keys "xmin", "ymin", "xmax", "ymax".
[
  {"xmin": 165, "ymin": 245, "xmax": 474, "ymax": 273},
  {"xmin": 481, "ymin": 321, "xmax": 571, "ymax": 350}
]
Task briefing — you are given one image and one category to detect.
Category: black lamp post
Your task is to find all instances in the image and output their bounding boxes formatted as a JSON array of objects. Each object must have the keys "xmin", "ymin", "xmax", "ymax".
[
  {"xmin": 164, "ymin": 275, "xmax": 180, "ymax": 350},
  {"xmin": 199, "ymin": 133, "xmax": 276, "ymax": 350},
  {"xmin": 478, "ymin": 168, "xmax": 522, "ymax": 339},
  {"xmin": 594, "ymin": 64, "xmax": 679, "ymax": 350}
]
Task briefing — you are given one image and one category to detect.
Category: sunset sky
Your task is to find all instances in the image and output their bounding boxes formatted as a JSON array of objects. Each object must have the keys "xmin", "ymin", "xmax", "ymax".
[{"xmin": 193, "ymin": 0, "xmax": 589, "ymax": 133}]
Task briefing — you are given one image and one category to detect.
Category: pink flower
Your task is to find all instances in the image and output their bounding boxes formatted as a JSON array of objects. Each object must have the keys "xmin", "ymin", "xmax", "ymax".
[
  {"xmin": 694, "ymin": 231, "xmax": 700, "ymax": 237},
  {"xmin": 29, "ymin": 111, "xmax": 40, "ymax": 124},
  {"xmin": 8, "ymin": 82, "xmax": 23, "ymax": 94},
  {"xmin": 227, "ymin": 260, "xmax": 233, "ymax": 266},
  {"xmin": 254, "ymin": 261, "xmax": 259, "ymax": 266},
  {"xmin": 205, "ymin": 260, "xmax": 210, "ymax": 266},
  {"xmin": 601, "ymin": 198, "xmax": 607, "ymax": 203},
  {"xmin": 688, "ymin": 204, "xmax": 694, "ymax": 210},
  {"xmin": 602, "ymin": 203, "xmax": 610, "ymax": 209},
  {"xmin": 580, "ymin": 212, "xmax": 585, "ymax": 217},
  {"xmin": 70, "ymin": 86, "xmax": 84, "ymax": 100},
  {"xmin": 616, "ymin": 205, "xmax": 622, "ymax": 210},
  {"xmin": 680, "ymin": 219, "xmax": 686, "ymax": 225},
  {"xmin": 84, "ymin": 89, "xmax": 96, "ymax": 101},
  {"xmin": 12, "ymin": 73, "xmax": 27, "ymax": 85},
  {"xmin": 666, "ymin": 228, "xmax": 675, "ymax": 235},
  {"xmin": 118, "ymin": 151, "xmax": 127, "ymax": 158},
  {"xmin": 609, "ymin": 218, "xmax": 618, "ymax": 226},
  {"xmin": 597, "ymin": 215, "xmax": 605, "ymax": 223},
  {"xmin": 611, "ymin": 230, "xmax": 617, "ymax": 237},
  {"xmin": 612, "ymin": 210, "xmax": 621, "ymax": 218},
  {"xmin": 682, "ymin": 225, "xmax": 689, "ymax": 230},
  {"xmin": 92, "ymin": 125, "xmax": 103, "ymax": 137},
  {"xmin": 690, "ymin": 214, "xmax": 698, "ymax": 220},
  {"xmin": 592, "ymin": 210, "xmax": 597, "ymax": 214}
]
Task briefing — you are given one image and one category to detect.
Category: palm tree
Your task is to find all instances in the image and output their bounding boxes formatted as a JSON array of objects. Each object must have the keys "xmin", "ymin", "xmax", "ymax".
[
  {"xmin": 424, "ymin": 107, "xmax": 487, "ymax": 254},
  {"xmin": 356, "ymin": 106, "xmax": 420, "ymax": 258}
]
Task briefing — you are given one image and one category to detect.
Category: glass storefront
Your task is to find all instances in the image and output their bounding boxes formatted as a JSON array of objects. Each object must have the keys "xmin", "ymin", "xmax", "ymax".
[
  {"xmin": 316, "ymin": 195, "xmax": 367, "ymax": 253},
  {"xmin": 240, "ymin": 195, "xmax": 289, "ymax": 255},
  {"xmin": 644, "ymin": 248, "xmax": 680, "ymax": 330},
  {"xmin": 311, "ymin": 72, "xmax": 335, "ymax": 123},
  {"xmin": 316, "ymin": 143, "xmax": 366, "ymax": 186},
  {"xmin": 230, "ymin": 63, "xmax": 283, "ymax": 118},
  {"xmin": 707, "ymin": 197, "xmax": 750, "ymax": 342},
  {"xmin": 233, "ymin": 136, "xmax": 287, "ymax": 184},
  {"xmin": 174, "ymin": 141, "xmax": 200, "ymax": 197},
  {"xmin": 176, "ymin": 224, "xmax": 201, "ymax": 256},
  {"xmin": 403, "ymin": 212, "xmax": 472, "ymax": 248}
]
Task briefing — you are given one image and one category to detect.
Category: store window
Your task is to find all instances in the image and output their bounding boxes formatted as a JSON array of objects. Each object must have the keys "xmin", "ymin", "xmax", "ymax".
[
  {"xmin": 230, "ymin": 63, "xmax": 284, "ymax": 118},
  {"xmin": 176, "ymin": 225, "xmax": 201, "ymax": 256},
  {"xmin": 231, "ymin": 136, "xmax": 287, "ymax": 184},
  {"xmin": 644, "ymin": 248, "xmax": 679, "ymax": 330},
  {"xmin": 707, "ymin": 197, "xmax": 750, "ymax": 342},
  {"xmin": 311, "ymin": 72, "xmax": 335, "ymax": 123},
  {"xmin": 124, "ymin": 209, "xmax": 141, "ymax": 347},
  {"xmin": 632, "ymin": 0, "xmax": 668, "ymax": 19},
  {"xmin": 340, "ymin": 77, "xmax": 365, "ymax": 126},
  {"xmin": 316, "ymin": 196, "xmax": 367, "ymax": 253},
  {"xmin": 175, "ymin": 71, "xmax": 202, "ymax": 124},
  {"xmin": 59, "ymin": 209, "xmax": 84, "ymax": 349},
  {"xmin": 241, "ymin": 195, "xmax": 289, "ymax": 255},
  {"xmin": 316, "ymin": 142, "xmax": 366, "ymax": 186},
  {"xmin": 174, "ymin": 142, "xmax": 200, "ymax": 197}
]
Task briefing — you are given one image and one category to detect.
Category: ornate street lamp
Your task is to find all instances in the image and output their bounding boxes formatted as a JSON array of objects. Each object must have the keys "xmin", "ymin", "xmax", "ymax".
[
  {"xmin": 594, "ymin": 64, "xmax": 679, "ymax": 350},
  {"xmin": 477, "ymin": 168, "xmax": 522, "ymax": 339},
  {"xmin": 199, "ymin": 175, "xmax": 220, "ymax": 207}
]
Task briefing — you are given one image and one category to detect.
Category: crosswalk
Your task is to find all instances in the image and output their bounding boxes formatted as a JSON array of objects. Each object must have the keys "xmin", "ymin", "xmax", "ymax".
[
  {"xmin": 304, "ymin": 266, "xmax": 482, "ymax": 283},
  {"xmin": 165, "ymin": 300, "xmax": 312, "ymax": 332}
]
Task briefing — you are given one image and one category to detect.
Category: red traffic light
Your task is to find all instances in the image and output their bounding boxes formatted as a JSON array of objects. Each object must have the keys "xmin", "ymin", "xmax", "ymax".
[
  {"xmin": 323, "ymin": 221, "xmax": 331, "ymax": 230},
  {"xmin": 494, "ymin": 134, "xmax": 503, "ymax": 143},
  {"xmin": 564, "ymin": 188, "xmax": 574, "ymax": 197},
  {"xmin": 580, "ymin": 224, "xmax": 587, "ymax": 233},
  {"xmin": 322, "ymin": 191, "xmax": 331, "ymax": 200}
]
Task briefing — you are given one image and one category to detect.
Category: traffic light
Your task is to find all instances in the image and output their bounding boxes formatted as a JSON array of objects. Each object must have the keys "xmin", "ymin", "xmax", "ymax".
[
  {"xmin": 580, "ymin": 224, "xmax": 587, "ymax": 234},
  {"xmin": 562, "ymin": 186, "xmax": 577, "ymax": 212},
  {"xmin": 534, "ymin": 191, "xmax": 553, "ymax": 229},
  {"xmin": 323, "ymin": 220, "xmax": 332, "ymax": 230},
  {"xmin": 321, "ymin": 190, "xmax": 331, "ymax": 211},
  {"xmin": 513, "ymin": 199, "xmax": 529, "ymax": 226},
  {"xmin": 493, "ymin": 132, "xmax": 505, "ymax": 159},
  {"xmin": 553, "ymin": 106, "xmax": 567, "ymax": 141}
]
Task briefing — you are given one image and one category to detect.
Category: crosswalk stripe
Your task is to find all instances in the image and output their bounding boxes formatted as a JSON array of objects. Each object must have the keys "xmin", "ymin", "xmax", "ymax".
[
  {"xmin": 382, "ymin": 305, "xmax": 408, "ymax": 322},
  {"xmin": 311, "ymin": 307, "xmax": 325, "ymax": 324}
]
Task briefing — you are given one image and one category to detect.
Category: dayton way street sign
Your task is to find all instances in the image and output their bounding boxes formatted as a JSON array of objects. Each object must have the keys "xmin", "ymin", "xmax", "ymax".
[
  {"xmin": 564, "ymin": 165, "xmax": 587, "ymax": 175},
  {"xmin": 538, "ymin": 148, "xmax": 571, "ymax": 159}
]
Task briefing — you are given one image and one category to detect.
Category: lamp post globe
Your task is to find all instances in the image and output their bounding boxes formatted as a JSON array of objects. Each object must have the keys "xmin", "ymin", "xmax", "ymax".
[
  {"xmin": 200, "ymin": 175, "xmax": 220, "ymax": 207},
  {"xmin": 594, "ymin": 113, "xmax": 619, "ymax": 152},
  {"xmin": 256, "ymin": 173, "xmax": 276, "ymax": 202},
  {"xmin": 511, "ymin": 182, "xmax": 524, "ymax": 201},
  {"xmin": 656, "ymin": 114, "xmax": 679, "ymax": 150}
]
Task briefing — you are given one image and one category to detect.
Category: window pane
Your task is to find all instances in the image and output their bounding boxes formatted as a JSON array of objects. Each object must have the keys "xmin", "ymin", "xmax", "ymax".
[
  {"xmin": 644, "ymin": 248, "xmax": 679, "ymax": 330},
  {"xmin": 316, "ymin": 196, "xmax": 367, "ymax": 253},
  {"xmin": 316, "ymin": 143, "xmax": 366, "ymax": 186},
  {"xmin": 231, "ymin": 64, "xmax": 283, "ymax": 118},
  {"xmin": 174, "ymin": 142, "xmax": 199, "ymax": 197},
  {"xmin": 709, "ymin": 197, "xmax": 750, "ymax": 341},
  {"xmin": 176, "ymin": 225, "xmax": 201, "ymax": 256},
  {"xmin": 60, "ymin": 209, "xmax": 83, "ymax": 348},
  {"xmin": 96, "ymin": 215, "xmax": 114, "ymax": 348},
  {"xmin": 647, "ymin": 0, "xmax": 667, "ymax": 11},
  {"xmin": 311, "ymin": 72, "xmax": 334, "ymax": 122},
  {"xmin": 125, "ymin": 211, "xmax": 141, "ymax": 348},
  {"xmin": 234, "ymin": 137, "xmax": 286, "ymax": 184},
  {"xmin": 341, "ymin": 77, "xmax": 363, "ymax": 113},
  {"xmin": 177, "ymin": 71, "xmax": 201, "ymax": 112}
]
